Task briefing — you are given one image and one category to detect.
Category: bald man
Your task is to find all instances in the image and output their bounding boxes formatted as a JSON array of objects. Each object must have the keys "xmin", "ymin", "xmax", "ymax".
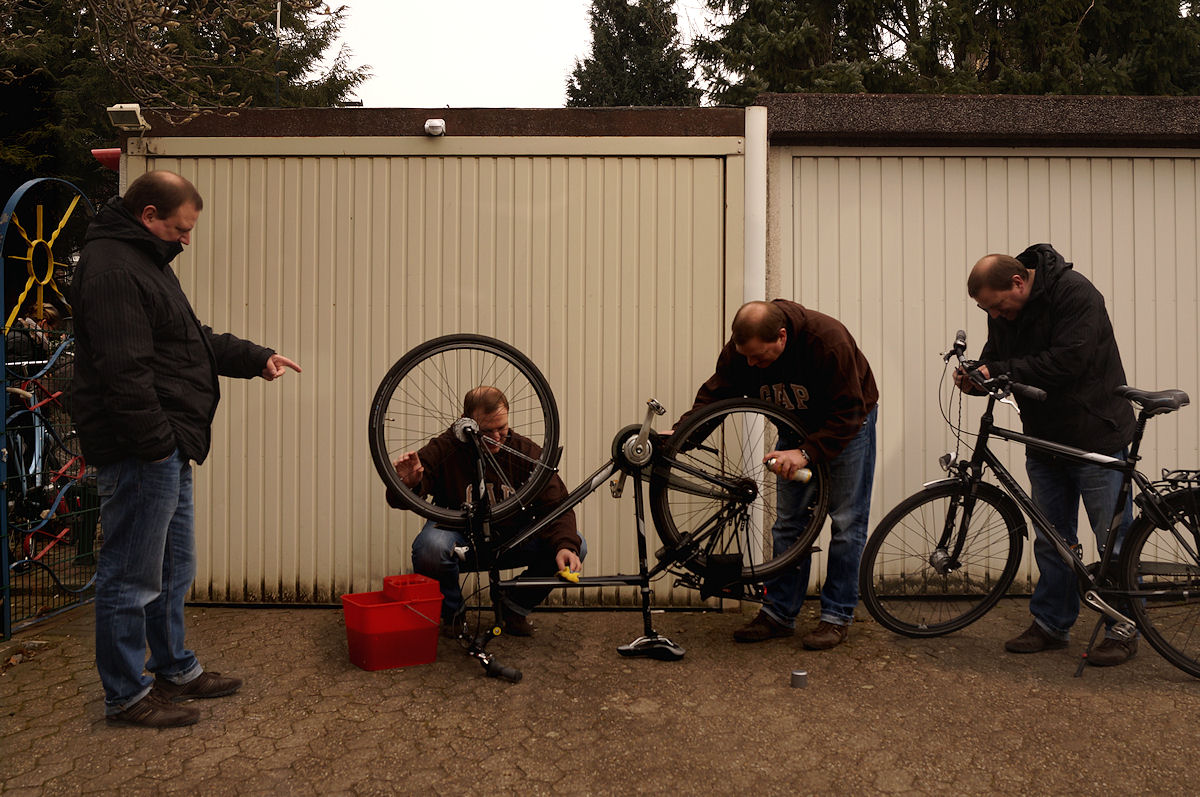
[
  {"xmin": 957, "ymin": 244, "xmax": 1136, "ymax": 666},
  {"xmin": 674, "ymin": 299, "xmax": 878, "ymax": 650}
]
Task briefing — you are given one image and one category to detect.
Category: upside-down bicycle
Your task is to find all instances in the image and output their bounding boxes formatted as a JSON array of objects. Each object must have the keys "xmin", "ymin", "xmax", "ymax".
[
  {"xmin": 369, "ymin": 334, "xmax": 831, "ymax": 681},
  {"xmin": 858, "ymin": 330, "xmax": 1200, "ymax": 678}
]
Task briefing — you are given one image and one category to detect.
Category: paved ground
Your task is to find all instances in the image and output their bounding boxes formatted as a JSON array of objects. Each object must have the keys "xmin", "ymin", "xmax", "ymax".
[{"xmin": 2, "ymin": 597, "xmax": 1199, "ymax": 795}]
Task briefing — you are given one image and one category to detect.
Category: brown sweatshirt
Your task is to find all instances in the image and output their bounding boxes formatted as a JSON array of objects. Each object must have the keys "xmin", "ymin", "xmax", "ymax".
[
  {"xmin": 387, "ymin": 428, "xmax": 581, "ymax": 555},
  {"xmin": 677, "ymin": 299, "xmax": 878, "ymax": 464}
]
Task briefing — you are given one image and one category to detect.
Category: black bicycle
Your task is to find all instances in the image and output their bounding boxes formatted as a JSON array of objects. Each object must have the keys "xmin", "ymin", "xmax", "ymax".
[
  {"xmin": 368, "ymin": 334, "xmax": 830, "ymax": 681},
  {"xmin": 859, "ymin": 330, "xmax": 1200, "ymax": 678}
]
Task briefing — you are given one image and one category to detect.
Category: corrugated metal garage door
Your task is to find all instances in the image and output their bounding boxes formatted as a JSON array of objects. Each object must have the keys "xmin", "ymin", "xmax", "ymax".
[
  {"xmin": 779, "ymin": 148, "xmax": 1200, "ymax": 587},
  {"xmin": 127, "ymin": 135, "xmax": 743, "ymax": 602}
]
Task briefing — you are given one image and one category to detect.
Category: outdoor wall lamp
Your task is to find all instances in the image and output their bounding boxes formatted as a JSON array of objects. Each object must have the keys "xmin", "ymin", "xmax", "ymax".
[
  {"xmin": 107, "ymin": 103, "xmax": 151, "ymax": 133},
  {"xmin": 424, "ymin": 118, "xmax": 446, "ymax": 136}
]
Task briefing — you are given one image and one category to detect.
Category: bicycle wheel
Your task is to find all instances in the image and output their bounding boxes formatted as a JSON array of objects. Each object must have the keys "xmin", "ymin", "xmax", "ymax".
[
  {"xmin": 368, "ymin": 334, "xmax": 559, "ymax": 528},
  {"xmin": 860, "ymin": 480, "xmax": 1024, "ymax": 637},
  {"xmin": 649, "ymin": 398, "xmax": 831, "ymax": 584},
  {"xmin": 1121, "ymin": 487, "xmax": 1200, "ymax": 678}
]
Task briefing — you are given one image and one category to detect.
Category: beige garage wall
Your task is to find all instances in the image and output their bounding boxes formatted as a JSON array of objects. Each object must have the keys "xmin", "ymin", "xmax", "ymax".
[
  {"xmin": 126, "ymin": 134, "xmax": 744, "ymax": 602},
  {"xmin": 773, "ymin": 147, "xmax": 1200, "ymax": 587}
]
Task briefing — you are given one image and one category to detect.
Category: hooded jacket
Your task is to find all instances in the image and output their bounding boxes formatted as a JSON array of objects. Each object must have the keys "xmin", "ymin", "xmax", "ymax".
[
  {"xmin": 676, "ymin": 299, "xmax": 878, "ymax": 464},
  {"xmin": 68, "ymin": 196, "xmax": 273, "ymax": 465},
  {"xmin": 979, "ymin": 243, "xmax": 1135, "ymax": 456}
]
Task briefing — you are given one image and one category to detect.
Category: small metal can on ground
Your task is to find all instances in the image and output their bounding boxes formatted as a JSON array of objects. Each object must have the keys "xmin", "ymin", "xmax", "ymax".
[{"xmin": 790, "ymin": 669, "xmax": 808, "ymax": 688}]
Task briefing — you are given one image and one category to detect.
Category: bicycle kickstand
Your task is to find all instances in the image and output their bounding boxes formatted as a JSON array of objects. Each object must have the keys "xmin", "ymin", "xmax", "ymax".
[
  {"xmin": 1074, "ymin": 616, "xmax": 1108, "ymax": 678},
  {"xmin": 616, "ymin": 469, "xmax": 685, "ymax": 662}
]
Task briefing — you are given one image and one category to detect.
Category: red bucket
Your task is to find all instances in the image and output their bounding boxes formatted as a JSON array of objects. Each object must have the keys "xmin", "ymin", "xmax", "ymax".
[
  {"xmin": 382, "ymin": 573, "xmax": 442, "ymax": 602},
  {"xmin": 341, "ymin": 589, "xmax": 441, "ymax": 671}
]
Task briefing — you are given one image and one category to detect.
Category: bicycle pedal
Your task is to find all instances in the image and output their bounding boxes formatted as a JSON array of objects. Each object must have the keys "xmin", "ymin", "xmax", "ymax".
[{"xmin": 1110, "ymin": 622, "xmax": 1137, "ymax": 641}]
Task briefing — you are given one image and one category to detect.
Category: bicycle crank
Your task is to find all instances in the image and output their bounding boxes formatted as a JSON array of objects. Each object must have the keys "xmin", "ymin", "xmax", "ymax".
[{"xmin": 1082, "ymin": 590, "xmax": 1137, "ymax": 639}]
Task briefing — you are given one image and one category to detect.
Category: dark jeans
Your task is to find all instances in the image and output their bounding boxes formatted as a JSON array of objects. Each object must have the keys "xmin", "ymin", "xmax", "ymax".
[
  {"xmin": 760, "ymin": 406, "xmax": 878, "ymax": 628},
  {"xmin": 412, "ymin": 520, "xmax": 588, "ymax": 620},
  {"xmin": 94, "ymin": 451, "xmax": 202, "ymax": 713},
  {"xmin": 1025, "ymin": 450, "xmax": 1134, "ymax": 639}
]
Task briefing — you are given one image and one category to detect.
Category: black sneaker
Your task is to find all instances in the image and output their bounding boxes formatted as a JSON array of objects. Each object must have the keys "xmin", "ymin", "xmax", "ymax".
[
  {"xmin": 106, "ymin": 691, "xmax": 200, "ymax": 728},
  {"xmin": 732, "ymin": 610, "xmax": 794, "ymax": 643},
  {"xmin": 153, "ymin": 671, "xmax": 243, "ymax": 701},
  {"xmin": 1004, "ymin": 621, "xmax": 1068, "ymax": 654}
]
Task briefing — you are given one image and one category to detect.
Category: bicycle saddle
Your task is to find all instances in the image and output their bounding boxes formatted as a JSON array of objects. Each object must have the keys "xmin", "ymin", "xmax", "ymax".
[{"xmin": 1117, "ymin": 385, "xmax": 1191, "ymax": 415}]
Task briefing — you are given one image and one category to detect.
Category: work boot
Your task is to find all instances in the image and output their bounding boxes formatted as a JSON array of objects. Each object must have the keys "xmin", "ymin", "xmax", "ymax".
[
  {"xmin": 732, "ymin": 610, "xmax": 794, "ymax": 643},
  {"xmin": 801, "ymin": 621, "xmax": 850, "ymax": 650},
  {"xmin": 153, "ymin": 671, "xmax": 243, "ymax": 701},
  {"xmin": 1004, "ymin": 621, "xmax": 1068, "ymax": 654},
  {"xmin": 1087, "ymin": 636, "xmax": 1138, "ymax": 667},
  {"xmin": 106, "ymin": 691, "xmax": 200, "ymax": 728},
  {"xmin": 502, "ymin": 608, "xmax": 535, "ymax": 637}
]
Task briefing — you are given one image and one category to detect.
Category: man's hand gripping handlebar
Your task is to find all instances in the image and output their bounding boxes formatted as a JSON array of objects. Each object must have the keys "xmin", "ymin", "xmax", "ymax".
[{"xmin": 947, "ymin": 329, "xmax": 1047, "ymax": 403}]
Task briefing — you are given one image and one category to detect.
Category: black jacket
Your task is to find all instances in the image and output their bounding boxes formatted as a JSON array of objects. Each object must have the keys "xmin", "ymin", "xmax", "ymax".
[
  {"xmin": 68, "ymin": 197, "xmax": 273, "ymax": 465},
  {"xmin": 979, "ymin": 243, "xmax": 1135, "ymax": 456}
]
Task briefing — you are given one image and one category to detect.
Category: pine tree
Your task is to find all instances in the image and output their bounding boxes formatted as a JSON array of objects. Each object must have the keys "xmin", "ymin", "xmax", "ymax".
[
  {"xmin": 0, "ymin": 0, "xmax": 369, "ymax": 203},
  {"xmin": 567, "ymin": 0, "xmax": 700, "ymax": 107},
  {"xmin": 691, "ymin": 0, "xmax": 1200, "ymax": 103}
]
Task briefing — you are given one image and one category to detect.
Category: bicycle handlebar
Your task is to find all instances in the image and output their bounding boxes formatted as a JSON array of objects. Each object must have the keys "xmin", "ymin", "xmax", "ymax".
[
  {"xmin": 949, "ymin": 331, "xmax": 1046, "ymax": 403},
  {"xmin": 485, "ymin": 658, "xmax": 523, "ymax": 682}
]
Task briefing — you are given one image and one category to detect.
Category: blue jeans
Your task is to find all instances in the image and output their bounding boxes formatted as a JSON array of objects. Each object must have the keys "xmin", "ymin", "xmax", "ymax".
[
  {"xmin": 760, "ymin": 406, "xmax": 878, "ymax": 628},
  {"xmin": 94, "ymin": 451, "xmax": 202, "ymax": 713},
  {"xmin": 1025, "ymin": 450, "xmax": 1134, "ymax": 639},
  {"xmin": 412, "ymin": 521, "xmax": 588, "ymax": 620}
]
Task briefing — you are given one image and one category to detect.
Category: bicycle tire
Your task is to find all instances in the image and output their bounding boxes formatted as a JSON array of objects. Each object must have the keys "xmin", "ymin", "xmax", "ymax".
[
  {"xmin": 1121, "ymin": 487, "xmax": 1200, "ymax": 678},
  {"xmin": 368, "ymin": 334, "xmax": 560, "ymax": 528},
  {"xmin": 859, "ymin": 479, "xmax": 1025, "ymax": 637},
  {"xmin": 649, "ymin": 398, "xmax": 831, "ymax": 584}
]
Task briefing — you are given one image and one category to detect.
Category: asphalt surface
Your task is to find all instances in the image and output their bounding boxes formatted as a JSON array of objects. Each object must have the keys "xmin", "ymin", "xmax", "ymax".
[{"xmin": 3, "ymin": 597, "xmax": 1199, "ymax": 795}]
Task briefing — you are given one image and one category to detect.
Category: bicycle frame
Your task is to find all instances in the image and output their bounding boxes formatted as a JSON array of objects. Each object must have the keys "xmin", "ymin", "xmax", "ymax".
[
  {"xmin": 954, "ymin": 378, "xmax": 1180, "ymax": 638},
  {"xmin": 454, "ymin": 398, "xmax": 780, "ymax": 678}
]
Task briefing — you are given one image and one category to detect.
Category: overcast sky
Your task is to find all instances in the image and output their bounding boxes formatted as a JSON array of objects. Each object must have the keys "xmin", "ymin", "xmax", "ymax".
[{"xmin": 334, "ymin": 1, "xmax": 711, "ymax": 108}]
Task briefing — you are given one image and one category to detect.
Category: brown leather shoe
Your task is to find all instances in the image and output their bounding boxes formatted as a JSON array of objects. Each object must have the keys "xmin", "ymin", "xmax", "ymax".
[
  {"xmin": 732, "ymin": 611, "xmax": 794, "ymax": 643},
  {"xmin": 1087, "ymin": 636, "xmax": 1138, "ymax": 667},
  {"xmin": 106, "ymin": 691, "xmax": 200, "ymax": 728},
  {"xmin": 801, "ymin": 621, "xmax": 850, "ymax": 650},
  {"xmin": 153, "ymin": 671, "xmax": 243, "ymax": 702},
  {"xmin": 502, "ymin": 609, "xmax": 535, "ymax": 637},
  {"xmin": 1004, "ymin": 621, "xmax": 1068, "ymax": 654}
]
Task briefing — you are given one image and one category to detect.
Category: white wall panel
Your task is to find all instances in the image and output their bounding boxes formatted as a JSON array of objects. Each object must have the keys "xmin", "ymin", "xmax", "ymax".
[
  {"xmin": 779, "ymin": 149, "xmax": 1200, "ymax": 589},
  {"xmin": 126, "ymin": 145, "xmax": 736, "ymax": 604}
]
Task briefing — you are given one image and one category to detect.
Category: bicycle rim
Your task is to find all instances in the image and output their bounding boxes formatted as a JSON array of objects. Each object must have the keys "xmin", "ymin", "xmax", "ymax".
[
  {"xmin": 860, "ymin": 480, "xmax": 1024, "ymax": 637},
  {"xmin": 649, "ymin": 398, "xmax": 830, "ymax": 584},
  {"xmin": 368, "ymin": 334, "xmax": 559, "ymax": 528},
  {"xmin": 1122, "ymin": 487, "xmax": 1200, "ymax": 678}
]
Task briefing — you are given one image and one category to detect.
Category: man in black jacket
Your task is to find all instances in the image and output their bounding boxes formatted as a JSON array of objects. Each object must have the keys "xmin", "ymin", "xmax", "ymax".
[
  {"xmin": 70, "ymin": 170, "xmax": 301, "ymax": 727},
  {"xmin": 957, "ymin": 244, "xmax": 1136, "ymax": 666}
]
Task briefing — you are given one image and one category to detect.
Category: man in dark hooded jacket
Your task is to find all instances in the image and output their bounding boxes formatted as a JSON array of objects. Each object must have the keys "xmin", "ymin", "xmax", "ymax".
[
  {"xmin": 70, "ymin": 170, "xmax": 301, "ymax": 727},
  {"xmin": 957, "ymin": 244, "xmax": 1136, "ymax": 666}
]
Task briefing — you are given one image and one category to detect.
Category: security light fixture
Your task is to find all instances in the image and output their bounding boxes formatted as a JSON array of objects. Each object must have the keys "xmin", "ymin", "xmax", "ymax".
[
  {"xmin": 424, "ymin": 118, "xmax": 446, "ymax": 136},
  {"xmin": 107, "ymin": 103, "xmax": 151, "ymax": 133}
]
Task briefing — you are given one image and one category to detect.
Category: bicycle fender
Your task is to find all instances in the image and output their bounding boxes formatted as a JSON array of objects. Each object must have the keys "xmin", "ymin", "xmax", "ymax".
[{"xmin": 916, "ymin": 478, "xmax": 1029, "ymax": 539}]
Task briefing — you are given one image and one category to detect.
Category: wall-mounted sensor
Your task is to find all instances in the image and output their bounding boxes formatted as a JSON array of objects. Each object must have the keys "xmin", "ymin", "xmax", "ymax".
[{"xmin": 424, "ymin": 118, "xmax": 446, "ymax": 136}]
